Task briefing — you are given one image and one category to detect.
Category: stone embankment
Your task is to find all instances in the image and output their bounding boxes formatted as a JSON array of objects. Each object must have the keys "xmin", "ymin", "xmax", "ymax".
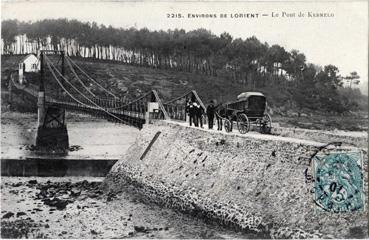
[{"xmin": 104, "ymin": 121, "xmax": 368, "ymax": 239}]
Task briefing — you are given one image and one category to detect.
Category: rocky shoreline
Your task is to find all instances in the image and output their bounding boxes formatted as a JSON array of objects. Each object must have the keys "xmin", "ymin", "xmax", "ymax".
[{"xmin": 2, "ymin": 176, "xmax": 252, "ymax": 239}]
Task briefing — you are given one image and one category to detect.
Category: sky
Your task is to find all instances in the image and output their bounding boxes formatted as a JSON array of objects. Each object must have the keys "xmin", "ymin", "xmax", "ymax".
[{"xmin": 1, "ymin": 0, "xmax": 368, "ymax": 94}]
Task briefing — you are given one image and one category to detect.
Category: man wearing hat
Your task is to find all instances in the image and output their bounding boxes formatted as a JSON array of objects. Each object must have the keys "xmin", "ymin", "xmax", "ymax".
[{"xmin": 206, "ymin": 100, "xmax": 216, "ymax": 129}]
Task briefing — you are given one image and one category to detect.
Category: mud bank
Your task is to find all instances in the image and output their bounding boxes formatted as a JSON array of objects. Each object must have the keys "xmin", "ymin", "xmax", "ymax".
[
  {"xmin": 2, "ymin": 177, "xmax": 252, "ymax": 239},
  {"xmin": 104, "ymin": 121, "xmax": 368, "ymax": 239}
]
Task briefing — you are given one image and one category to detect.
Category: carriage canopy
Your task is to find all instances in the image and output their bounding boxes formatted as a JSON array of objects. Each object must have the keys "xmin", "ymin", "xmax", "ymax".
[
  {"xmin": 227, "ymin": 92, "xmax": 266, "ymax": 117},
  {"xmin": 237, "ymin": 92, "xmax": 265, "ymax": 100}
]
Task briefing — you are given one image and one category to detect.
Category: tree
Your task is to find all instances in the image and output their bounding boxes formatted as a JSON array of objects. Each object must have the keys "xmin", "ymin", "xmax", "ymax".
[
  {"xmin": 292, "ymin": 63, "xmax": 319, "ymax": 110},
  {"xmin": 1, "ymin": 20, "xmax": 18, "ymax": 46},
  {"xmin": 343, "ymin": 71, "xmax": 360, "ymax": 88},
  {"xmin": 313, "ymin": 65, "xmax": 346, "ymax": 113},
  {"xmin": 284, "ymin": 50, "xmax": 306, "ymax": 80}
]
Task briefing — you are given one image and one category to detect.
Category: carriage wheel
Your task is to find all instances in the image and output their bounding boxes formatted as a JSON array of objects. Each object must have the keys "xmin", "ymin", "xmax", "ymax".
[
  {"xmin": 260, "ymin": 113, "xmax": 272, "ymax": 134},
  {"xmin": 237, "ymin": 113, "xmax": 250, "ymax": 134},
  {"xmin": 224, "ymin": 119, "xmax": 232, "ymax": 133}
]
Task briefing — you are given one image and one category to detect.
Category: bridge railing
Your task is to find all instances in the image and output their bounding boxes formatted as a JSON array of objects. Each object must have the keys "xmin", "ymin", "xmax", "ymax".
[{"xmin": 106, "ymin": 90, "xmax": 169, "ymax": 121}]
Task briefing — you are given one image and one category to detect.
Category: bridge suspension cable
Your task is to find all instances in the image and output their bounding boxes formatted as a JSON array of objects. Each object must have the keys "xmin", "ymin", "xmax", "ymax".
[
  {"xmin": 65, "ymin": 55, "xmax": 162, "ymax": 111},
  {"xmin": 65, "ymin": 57, "xmax": 130, "ymax": 110},
  {"xmin": 45, "ymin": 60, "xmax": 93, "ymax": 107},
  {"xmin": 45, "ymin": 55, "xmax": 126, "ymax": 123},
  {"xmin": 65, "ymin": 57, "xmax": 97, "ymax": 98},
  {"xmin": 64, "ymin": 55, "xmax": 119, "ymax": 99}
]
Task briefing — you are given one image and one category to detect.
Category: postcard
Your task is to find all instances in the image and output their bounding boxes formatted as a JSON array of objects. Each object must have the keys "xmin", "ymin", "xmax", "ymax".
[{"xmin": 1, "ymin": 0, "xmax": 368, "ymax": 239}]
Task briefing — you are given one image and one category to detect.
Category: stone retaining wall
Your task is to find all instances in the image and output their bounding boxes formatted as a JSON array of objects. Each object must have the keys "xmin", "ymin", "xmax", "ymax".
[{"xmin": 104, "ymin": 122, "xmax": 368, "ymax": 239}]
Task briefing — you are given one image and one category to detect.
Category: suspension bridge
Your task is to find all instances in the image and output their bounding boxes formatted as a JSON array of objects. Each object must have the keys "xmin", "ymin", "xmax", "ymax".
[{"xmin": 8, "ymin": 50, "xmax": 206, "ymax": 130}]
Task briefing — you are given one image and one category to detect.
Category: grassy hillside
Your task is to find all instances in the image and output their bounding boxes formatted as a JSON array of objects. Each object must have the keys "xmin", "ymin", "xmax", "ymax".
[
  {"xmin": 2, "ymin": 55, "xmax": 368, "ymax": 131},
  {"xmin": 1, "ymin": 55, "xmax": 291, "ymax": 106},
  {"xmin": 69, "ymin": 57, "xmax": 283, "ymax": 104}
]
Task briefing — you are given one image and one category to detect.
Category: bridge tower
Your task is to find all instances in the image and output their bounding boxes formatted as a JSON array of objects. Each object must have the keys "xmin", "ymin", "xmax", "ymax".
[
  {"xmin": 37, "ymin": 50, "xmax": 65, "ymax": 127},
  {"xmin": 36, "ymin": 50, "xmax": 69, "ymax": 151}
]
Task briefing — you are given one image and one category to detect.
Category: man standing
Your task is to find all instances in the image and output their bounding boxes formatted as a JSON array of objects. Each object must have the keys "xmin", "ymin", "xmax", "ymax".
[
  {"xmin": 186, "ymin": 100, "xmax": 196, "ymax": 126},
  {"xmin": 206, "ymin": 100, "xmax": 216, "ymax": 129},
  {"xmin": 195, "ymin": 102, "xmax": 204, "ymax": 128},
  {"xmin": 193, "ymin": 101, "xmax": 200, "ymax": 127}
]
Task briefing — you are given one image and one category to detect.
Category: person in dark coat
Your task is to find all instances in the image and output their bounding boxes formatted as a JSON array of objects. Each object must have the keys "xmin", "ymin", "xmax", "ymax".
[
  {"xmin": 206, "ymin": 100, "xmax": 216, "ymax": 129},
  {"xmin": 186, "ymin": 100, "xmax": 196, "ymax": 126},
  {"xmin": 193, "ymin": 101, "xmax": 201, "ymax": 127},
  {"xmin": 197, "ymin": 104, "xmax": 205, "ymax": 128}
]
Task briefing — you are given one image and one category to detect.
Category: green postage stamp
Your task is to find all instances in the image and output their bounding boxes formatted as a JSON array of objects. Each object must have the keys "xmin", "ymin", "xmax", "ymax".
[{"xmin": 313, "ymin": 150, "xmax": 364, "ymax": 213}]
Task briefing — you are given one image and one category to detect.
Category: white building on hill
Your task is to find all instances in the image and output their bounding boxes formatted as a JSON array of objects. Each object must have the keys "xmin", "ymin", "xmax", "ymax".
[{"xmin": 18, "ymin": 54, "xmax": 40, "ymax": 84}]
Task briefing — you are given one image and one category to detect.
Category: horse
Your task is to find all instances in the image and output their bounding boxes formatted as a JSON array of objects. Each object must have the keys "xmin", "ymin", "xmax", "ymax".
[{"xmin": 215, "ymin": 103, "xmax": 234, "ymax": 132}]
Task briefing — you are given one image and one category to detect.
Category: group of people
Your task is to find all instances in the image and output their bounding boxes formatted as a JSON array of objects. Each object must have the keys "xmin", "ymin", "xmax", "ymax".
[
  {"xmin": 185, "ymin": 100, "xmax": 204, "ymax": 128},
  {"xmin": 185, "ymin": 99, "xmax": 225, "ymax": 131}
]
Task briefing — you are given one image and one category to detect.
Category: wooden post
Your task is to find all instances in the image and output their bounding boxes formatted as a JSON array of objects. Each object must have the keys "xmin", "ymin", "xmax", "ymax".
[{"xmin": 145, "ymin": 101, "xmax": 150, "ymax": 124}]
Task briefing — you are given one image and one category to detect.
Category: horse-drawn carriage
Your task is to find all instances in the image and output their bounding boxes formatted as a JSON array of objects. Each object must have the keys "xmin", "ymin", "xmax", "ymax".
[{"xmin": 216, "ymin": 92, "xmax": 272, "ymax": 134}]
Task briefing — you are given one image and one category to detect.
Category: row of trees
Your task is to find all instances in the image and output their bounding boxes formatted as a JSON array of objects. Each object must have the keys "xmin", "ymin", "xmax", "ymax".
[
  {"xmin": 1, "ymin": 19, "xmax": 308, "ymax": 79},
  {"xmin": 1, "ymin": 19, "xmax": 364, "ymax": 113}
]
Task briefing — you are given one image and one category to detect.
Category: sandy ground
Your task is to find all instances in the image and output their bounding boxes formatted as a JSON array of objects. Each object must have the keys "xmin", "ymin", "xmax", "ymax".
[{"xmin": 1, "ymin": 177, "xmax": 254, "ymax": 239}]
